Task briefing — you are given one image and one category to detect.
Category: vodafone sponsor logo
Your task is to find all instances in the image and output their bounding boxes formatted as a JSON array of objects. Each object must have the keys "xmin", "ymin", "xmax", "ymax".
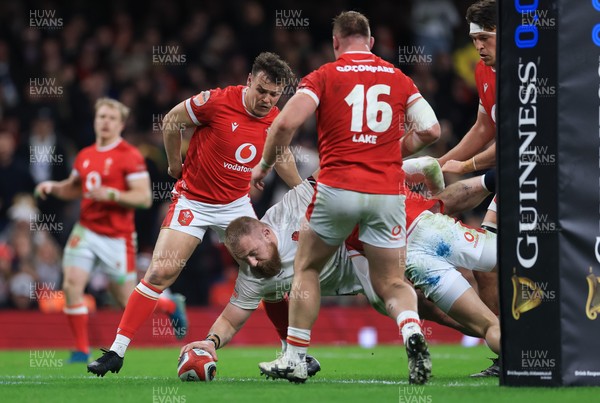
[
  {"xmin": 223, "ymin": 143, "xmax": 257, "ymax": 172},
  {"xmin": 223, "ymin": 162, "xmax": 252, "ymax": 172},
  {"xmin": 235, "ymin": 143, "xmax": 257, "ymax": 164}
]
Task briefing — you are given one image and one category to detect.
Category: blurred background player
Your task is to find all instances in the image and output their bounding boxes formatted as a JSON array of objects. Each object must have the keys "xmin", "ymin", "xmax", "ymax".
[
  {"xmin": 87, "ymin": 52, "xmax": 301, "ymax": 376},
  {"xmin": 34, "ymin": 98, "xmax": 184, "ymax": 363},
  {"xmin": 252, "ymin": 11, "xmax": 440, "ymax": 384}
]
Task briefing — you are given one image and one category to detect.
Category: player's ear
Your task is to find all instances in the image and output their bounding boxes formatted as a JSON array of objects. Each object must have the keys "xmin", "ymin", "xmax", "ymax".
[
  {"xmin": 369, "ymin": 36, "xmax": 374, "ymax": 50},
  {"xmin": 262, "ymin": 226, "xmax": 270, "ymax": 239},
  {"xmin": 246, "ymin": 73, "xmax": 252, "ymax": 87},
  {"xmin": 332, "ymin": 35, "xmax": 340, "ymax": 51}
]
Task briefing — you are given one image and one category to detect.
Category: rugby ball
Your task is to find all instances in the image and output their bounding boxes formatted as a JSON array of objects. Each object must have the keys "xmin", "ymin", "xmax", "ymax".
[{"xmin": 177, "ymin": 348, "xmax": 217, "ymax": 382}]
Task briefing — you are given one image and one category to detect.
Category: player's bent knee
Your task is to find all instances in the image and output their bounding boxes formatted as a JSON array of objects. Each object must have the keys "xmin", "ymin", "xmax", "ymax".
[
  {"xmin": 62, "ymin": 273, "xmax": 86, "ymax": 293},
  {"xmin": 483, "ymin": 312, "xmax": 500, "ymax": 330},
  {"xmin": 62, "ymin": 279, "xmax": 80, "ymax": 296},
  {"xmin": 374, "ymin": 278, "xmax": 414, "ymax": 299},
  {"xmin": 146, "ymin": 255, "xmax": 184, "ymax": 283}
]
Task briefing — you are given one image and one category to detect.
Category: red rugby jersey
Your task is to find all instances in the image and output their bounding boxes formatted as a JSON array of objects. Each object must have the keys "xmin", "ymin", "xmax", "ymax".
[
  {"xmin": 73, "ymin": 139, "xmax": 148, "ymax": 237},
  {"xmin": 475, "ymin": 61, "xmax": 496, "ymax": 128},
  {"xmin": 177, "ymin": 85, "xmax": 278, "ymax": 204},
  {"xmin": 297, "ymin": 51, "xmax": 422, "ymax": 194}
]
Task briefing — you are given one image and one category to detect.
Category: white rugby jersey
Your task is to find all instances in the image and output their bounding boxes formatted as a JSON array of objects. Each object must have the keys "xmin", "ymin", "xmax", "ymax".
[{"xmin": 230, "ymin": 179, "xmax": 362, "ymax": 310}]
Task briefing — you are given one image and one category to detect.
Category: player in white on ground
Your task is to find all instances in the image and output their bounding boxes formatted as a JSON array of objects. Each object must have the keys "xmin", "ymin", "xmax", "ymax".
[{"xmin": 178, "ymin": 167, "xmax": 500, "ymax": 377}]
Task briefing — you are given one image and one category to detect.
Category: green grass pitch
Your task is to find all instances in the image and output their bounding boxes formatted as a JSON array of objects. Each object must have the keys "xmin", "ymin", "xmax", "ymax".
[{"xmin": 0, "ymin": 345, "xmax": 596, "ymax": 402}]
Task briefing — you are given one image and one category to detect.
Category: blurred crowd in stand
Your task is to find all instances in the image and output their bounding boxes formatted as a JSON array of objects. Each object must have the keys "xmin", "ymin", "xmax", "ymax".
[{"xmin": 0, "ymin": 0, "xmax": 490, "ymax": 309}]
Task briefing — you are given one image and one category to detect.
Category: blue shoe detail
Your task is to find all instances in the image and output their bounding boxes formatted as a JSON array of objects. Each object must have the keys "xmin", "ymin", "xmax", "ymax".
[
  {"xmin": 68, "ymin": 351, "xmax": 90, "ymax": 363},
  {"xmin": 169, "ymin": 293, "xmax": 188, "ymax": 340}
]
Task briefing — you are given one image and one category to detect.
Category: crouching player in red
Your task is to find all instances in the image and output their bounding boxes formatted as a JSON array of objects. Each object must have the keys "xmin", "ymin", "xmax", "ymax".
[{"xmin": 87, "ymin": 52, "xmax": 300, "ymax": 376}]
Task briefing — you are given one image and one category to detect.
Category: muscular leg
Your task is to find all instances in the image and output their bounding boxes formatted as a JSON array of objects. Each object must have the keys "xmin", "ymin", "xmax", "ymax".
[
  {"xmin": 363, "ymin": 244, "xmax": 431, "ymax": 384},
  {"xmin": 363, "ymin": 244, "xmax": 417, "ymax": 320},
  {"xmin": 98, "ymin": 229, "xmax": 200, "ymax": 360},
  {"xmin": 415, "ymin": 289, "xmax": 476, "ymax": 337},
  {"xmin": 473, "ymin": 271, "xmax": 499, "ymax": 316},
  {"xmin": 63, "ymin": 266, "xmax": 91, "ymax": 307},
  {"xmin": 144, "ymin": 229, "xmax": 201, "ymax": 289},
  {"xmin": 447, "ymin": 288, "xmax": 500, "ymax": 354},
  {"xmin": 289, "ymin": 224, "xmax": 338, "ymax": 330}
]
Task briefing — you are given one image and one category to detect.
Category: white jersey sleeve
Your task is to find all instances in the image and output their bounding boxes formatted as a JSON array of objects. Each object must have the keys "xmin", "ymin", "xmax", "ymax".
[{"xmin": 229, "ymin": 265, "xmax": 265, "ymax": 310}]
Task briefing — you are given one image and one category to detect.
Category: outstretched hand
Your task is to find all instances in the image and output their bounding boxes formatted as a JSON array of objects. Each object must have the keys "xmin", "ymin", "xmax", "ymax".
[
  {"xmin": 179, "ymin": 340, "xmax": 218, "ymax": 362},
  {"xmin": 34, "ymin": 181, "xmax": 55, "ymax": 200},
  {"xmin": 441, "ymin": 159, "xmax": 467, "ymax": 175}
]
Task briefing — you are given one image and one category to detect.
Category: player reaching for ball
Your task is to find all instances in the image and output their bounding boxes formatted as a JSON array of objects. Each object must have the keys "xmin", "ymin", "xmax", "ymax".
[
  {"xmin": 180, "ymin": 166, "xmax": 499, "ymax": 381},
  {"xmin": 34, "ymin": 98, "xmax": 185, "ymax": 363},
  {"xmin": 87, "ymin": 52, "xmax": 300, "ymax": 376}
]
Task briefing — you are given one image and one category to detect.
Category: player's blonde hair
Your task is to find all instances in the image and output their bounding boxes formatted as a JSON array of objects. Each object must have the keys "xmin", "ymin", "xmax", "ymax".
[{"xmin": 94, "ymin": 97, "xmax": 130, "ymax": 122}]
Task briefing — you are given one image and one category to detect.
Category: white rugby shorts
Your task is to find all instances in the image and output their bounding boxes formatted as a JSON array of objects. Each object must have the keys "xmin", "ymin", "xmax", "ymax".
[
  {"xmin": 161, "ymin": 194, "xmax": 257, "ymax": 241},
  {"xmin": 406, "ymin": 211, "xmax": 497, "ymax": 312},
  {"xmin": 62, "ymin": 223, "xmax": 137, "ymax": 284},
  {"xmin": 306, "ymin": 183, "xmax": 406, "ymax": 248}
]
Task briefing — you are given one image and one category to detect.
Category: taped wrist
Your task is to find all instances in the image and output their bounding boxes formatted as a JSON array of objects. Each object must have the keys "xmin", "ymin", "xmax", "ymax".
[
  {"xmin": 205, "ymin": 333, "xmax": 221, "ymax": 349},
  {"xmin": 481, "ymin": 169, "xmax": 496, "ymax": 192}
]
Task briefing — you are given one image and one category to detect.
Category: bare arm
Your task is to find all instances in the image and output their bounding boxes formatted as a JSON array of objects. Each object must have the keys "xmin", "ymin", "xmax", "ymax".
[
  {"xmin": 86, "ymin": 175, "xmax": 152, "ymax": 209},
  {"xmin": 179, "ymin": 302, "xmax": 253, "ymax": 361},
  {"xmin": 273, "ymin": 146, "xmax": 302, "ymax": 188},
  {"xmin": 118, "ymin": 176, "xmax": 152, "ymax": 209},
  {"xmin": 163, "ymin": 101, "xmax": 195, "ymax": 179},
  {"xmin": 472, "ymin": 142, "xmax": 496, "ymax": 171},
  {"xmin": 438, "ymin": 110, "xmax": 496, "ymax": 174},
  {"xmin": 435, "ymin": 175, "xmax": 492, "ymax": 217},
  {"xmin": 400, "ymin": 97, "xmax": 441, "ymax": 157},
  {"xmin": 401, "ymin": 124, "xmax": 441, "ymax": 157},
  {"xmin": 34, "ymin": 173, "xmax": 82, "ymax": 201},
  {"xmin": 251, "ymin": 93, "xmax": 317, "ymax": 189}
]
